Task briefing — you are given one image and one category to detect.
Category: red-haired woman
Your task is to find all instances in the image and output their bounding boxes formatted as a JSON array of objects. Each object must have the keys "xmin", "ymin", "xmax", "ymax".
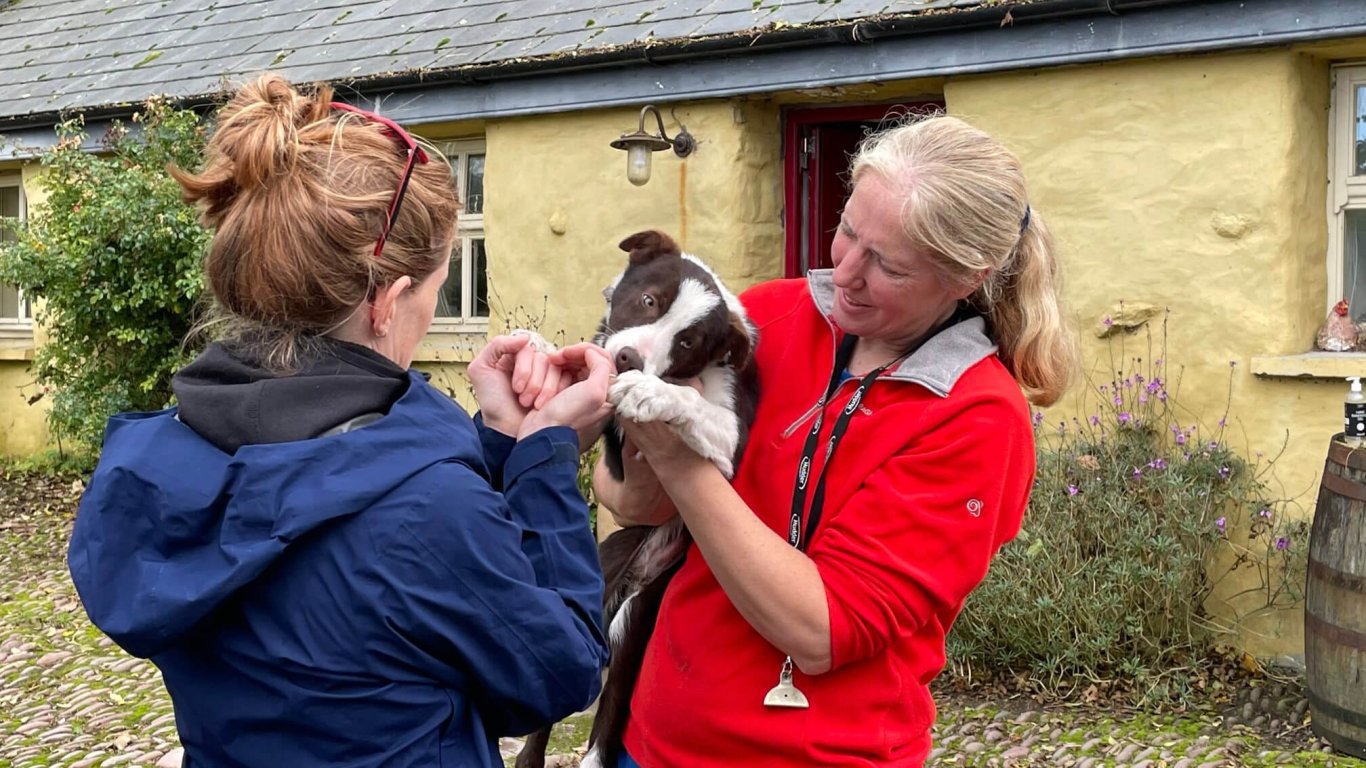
[{"xmin": 68, "ymin": 73, "xmax": 612, "ymax": 768}]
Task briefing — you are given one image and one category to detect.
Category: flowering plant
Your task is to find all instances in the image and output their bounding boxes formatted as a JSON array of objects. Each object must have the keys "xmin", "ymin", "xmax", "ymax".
[{"xmin": 949, "ymin": 313, "xmax": 1308, "ymax": 698}]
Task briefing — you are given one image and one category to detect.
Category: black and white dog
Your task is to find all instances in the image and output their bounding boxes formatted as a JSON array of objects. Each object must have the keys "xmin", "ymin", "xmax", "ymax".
[{"xmin": 515, "ymin": 230, "xmax": 759, "ymax": 768}]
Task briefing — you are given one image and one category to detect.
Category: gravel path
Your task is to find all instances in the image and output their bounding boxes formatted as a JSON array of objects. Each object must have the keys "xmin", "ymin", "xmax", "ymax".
[{"xmin": 2, "ymin": 469, "xmax": 1364, "ymax": 768}]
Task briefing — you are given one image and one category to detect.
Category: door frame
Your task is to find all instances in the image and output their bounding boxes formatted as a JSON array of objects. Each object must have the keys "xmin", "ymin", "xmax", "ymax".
[{"xmin": 782, "ymin": 102, "xmax": 944, "ymax": 278}]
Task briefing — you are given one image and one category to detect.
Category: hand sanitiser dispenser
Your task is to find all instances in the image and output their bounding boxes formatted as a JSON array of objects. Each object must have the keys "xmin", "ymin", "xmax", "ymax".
[{"xmin": 1346, "ymin": 377, "xmax": 1366, "ymax": 446}]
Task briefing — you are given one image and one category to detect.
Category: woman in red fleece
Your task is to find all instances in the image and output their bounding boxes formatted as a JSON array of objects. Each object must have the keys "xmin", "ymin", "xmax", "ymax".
[{"xmin": 594, "ymin": 115, "xmax": 1078, "ymax": 767}]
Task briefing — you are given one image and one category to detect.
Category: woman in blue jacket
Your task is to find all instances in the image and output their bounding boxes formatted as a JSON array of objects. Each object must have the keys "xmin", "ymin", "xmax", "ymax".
[{"xmin": 67, "ymin": 73, "xmax": 612, "ymax": 768}]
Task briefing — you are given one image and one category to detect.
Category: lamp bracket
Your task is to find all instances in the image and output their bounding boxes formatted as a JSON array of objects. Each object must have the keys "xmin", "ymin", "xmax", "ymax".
[{"xmin": 611, "ymin": 105, "xmax": 696, "ymax": 157}]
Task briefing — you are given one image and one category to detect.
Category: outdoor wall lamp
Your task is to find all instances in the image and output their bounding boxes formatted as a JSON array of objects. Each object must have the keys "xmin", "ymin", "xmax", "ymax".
[{"xmin": 610, "ymin": 105, "xmax": 696, "ymax": 186}]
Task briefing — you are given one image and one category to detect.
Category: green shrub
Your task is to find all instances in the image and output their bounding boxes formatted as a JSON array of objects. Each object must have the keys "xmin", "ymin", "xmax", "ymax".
[
  {"xmin": 0, "ymin": 99, "xmax": 210, "ymax": 450},
  {"xmin": 948, "ymin": 314, "xmax": 1308, "ymax": 699}
]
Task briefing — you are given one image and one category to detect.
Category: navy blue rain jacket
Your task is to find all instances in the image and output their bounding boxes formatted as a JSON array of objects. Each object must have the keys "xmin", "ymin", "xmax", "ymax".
[{"xmin": 68, "ymin": 373, "xmax": 609, "ymax": 768}]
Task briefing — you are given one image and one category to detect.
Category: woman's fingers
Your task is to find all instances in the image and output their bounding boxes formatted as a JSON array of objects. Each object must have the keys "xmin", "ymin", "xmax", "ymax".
[
  {"xmin": 474, "ymin": 333, "xmax": 531, "ymax": 373},
  {"xmin": 552, "ymin": 343, "xmax": 614, "ymax": 382},
  {"xmin": 535, "ymin": 365, "xmax": 564, "ymax": 410},
  {"xmin": 521, "ymin": 351, "xmax": 551, "ymax": 408}
]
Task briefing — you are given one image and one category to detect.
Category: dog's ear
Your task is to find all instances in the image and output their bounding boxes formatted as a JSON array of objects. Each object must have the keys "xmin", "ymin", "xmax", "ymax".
[
  {"xmin": 723, "ymin": 312, "xmax": 754, "ymax": 369},
  {"xmin": 618, "ymin": 230, "xmax": 681, "ymax": 266}
]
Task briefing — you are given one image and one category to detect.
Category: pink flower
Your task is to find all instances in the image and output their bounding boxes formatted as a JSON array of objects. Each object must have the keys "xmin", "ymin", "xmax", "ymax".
[
  {"xmin": 1275, "ymin": 537, "xmax": 1290, "ymax": 551},
  {"xmin": 1067, "ymin": 484, "xmax": 1080, "ymax": 496},
  {"xmin": 1216, "ymin": 517, "xmax": 1226, "ymax": 533}
]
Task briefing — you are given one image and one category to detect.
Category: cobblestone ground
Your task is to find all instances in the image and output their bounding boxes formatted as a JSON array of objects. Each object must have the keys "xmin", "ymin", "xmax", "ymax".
[{"xmin": 3, "ymin": 469, "xmax": 1364, "ymax": 768}]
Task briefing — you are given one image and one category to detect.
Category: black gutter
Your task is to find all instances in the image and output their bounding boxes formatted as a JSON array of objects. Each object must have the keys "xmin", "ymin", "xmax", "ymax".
[{"xmin": 346, "ymin": 0, "xmax": 1195, "ymax": 92}]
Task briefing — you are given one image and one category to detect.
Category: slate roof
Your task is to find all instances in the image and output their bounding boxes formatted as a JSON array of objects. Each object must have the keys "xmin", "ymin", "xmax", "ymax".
[{"xmin": 0, "ymin": 0, "xmax": 1043, "ymax": 126}]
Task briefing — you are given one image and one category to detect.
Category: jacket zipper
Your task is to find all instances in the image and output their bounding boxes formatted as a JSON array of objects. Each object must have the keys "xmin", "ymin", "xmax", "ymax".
[{"xmin": 782, "ymin": 313, "xmax": 848, "ymax": 439}]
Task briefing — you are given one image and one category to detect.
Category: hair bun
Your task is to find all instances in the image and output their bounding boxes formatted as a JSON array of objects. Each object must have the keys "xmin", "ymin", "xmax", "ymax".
[{"xmin": 210, "ymin": 73, "xmax": 331, "ymax": 194}]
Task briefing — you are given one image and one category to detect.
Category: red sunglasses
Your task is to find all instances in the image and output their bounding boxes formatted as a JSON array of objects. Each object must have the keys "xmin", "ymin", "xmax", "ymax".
[{"xmin": 331, "ymin": 102, "xmax": 430, "ymax": 259}]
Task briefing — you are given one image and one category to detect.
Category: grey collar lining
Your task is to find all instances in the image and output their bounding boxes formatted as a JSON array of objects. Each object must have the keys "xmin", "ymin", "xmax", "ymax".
[{"xmin": 805, "ymin": 270, "xmax": 998, "ymax": 398}]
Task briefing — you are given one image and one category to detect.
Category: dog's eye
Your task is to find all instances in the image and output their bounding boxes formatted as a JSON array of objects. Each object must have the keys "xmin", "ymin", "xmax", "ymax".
[
  {"xmin": 679, "ymin": 339, "xmax": 693, "ymax": 350},
  {"xmin": 642, "ymin": 294, "xmax": 656, "ymax": 308}
]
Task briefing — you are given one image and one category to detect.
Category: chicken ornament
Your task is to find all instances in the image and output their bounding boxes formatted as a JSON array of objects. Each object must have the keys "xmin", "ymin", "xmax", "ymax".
[{"xmin": 1316, "ymin": 299, "xmax": 1359, "ymax": 352}]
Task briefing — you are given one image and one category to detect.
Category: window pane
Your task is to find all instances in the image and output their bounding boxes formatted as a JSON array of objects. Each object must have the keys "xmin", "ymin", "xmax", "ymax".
[
  {"xmin": 0, "ymin": 286, "xmax": 21, "ymax": 319},
  {"xmin": 1345, "ymin": 210, "xmax": 1366, "ymax": 317},
  {"xmin": 465, "ymin": 154, "xmax": 484, "ymax": 215},
  {"xmin": 0, "ymin": 185, "xmax": 18, "ymax": 242},
  {"xmin": 1, "ymin": 186, "xmax": 19, "ymax": 319},
  {"xmin": 1357, "ymin": 85, "xmax": 1366, "ymax": 176},
  {"xmin": 472, "ymin": 238, "xmax": 488, "ymax": 318},
  {"xmin": 438, "ymin": 243, "xmax": 462, "ymax": 319}
]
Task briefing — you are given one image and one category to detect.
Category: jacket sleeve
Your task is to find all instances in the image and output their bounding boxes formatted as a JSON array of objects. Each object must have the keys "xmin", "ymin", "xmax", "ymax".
[
  {"xmin": 473, "ymin": 412, "xmax": 515, "ymax": 491},
  {"xmin": 378, "ymin": 426, "xmax": 609, "ymax": 736},
  {"xmin": 808, "ymin": 395, "xmax": 1035, "ymax": 672}
]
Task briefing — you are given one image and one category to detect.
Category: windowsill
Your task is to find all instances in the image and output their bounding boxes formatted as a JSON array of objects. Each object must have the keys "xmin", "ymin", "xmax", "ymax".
[
  {"xmin": 0, "ymin": 326, "xmax": 35, "ymax": 361},
  {"xmin": 1251, "ymin": 352, "xmax": 1366, "ymax": 379},
  {"xmin": 413, "ymin": 324, "xmax": 489, "ymax": 364}
]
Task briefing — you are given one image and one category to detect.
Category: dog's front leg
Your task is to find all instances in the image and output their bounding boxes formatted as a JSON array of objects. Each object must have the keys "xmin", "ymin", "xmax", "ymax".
[{"xmin": 609, "ymin": 371, "xmax": 740, "ymax": 477}]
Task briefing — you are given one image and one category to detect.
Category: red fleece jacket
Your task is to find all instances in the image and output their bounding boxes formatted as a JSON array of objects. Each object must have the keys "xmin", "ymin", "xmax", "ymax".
[{"xmin": 623, "ymin": 276, "xmax": 1036, "ymax": 767}]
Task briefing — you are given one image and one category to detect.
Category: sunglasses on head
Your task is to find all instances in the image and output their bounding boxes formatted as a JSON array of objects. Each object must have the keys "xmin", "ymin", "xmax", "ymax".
[{"xmin": 330, "ymin": 102, "xmax": 431, "ymax": 259}]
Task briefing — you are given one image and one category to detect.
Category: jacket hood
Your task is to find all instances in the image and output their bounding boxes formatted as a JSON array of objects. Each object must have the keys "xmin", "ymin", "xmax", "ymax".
[
  {"xmin": 68, "ymin": 374, "xmax": 482, "ymax": 659},
  {"xmin": 172, "ymin": 338, "xmax": 409, "ymax": 454}
]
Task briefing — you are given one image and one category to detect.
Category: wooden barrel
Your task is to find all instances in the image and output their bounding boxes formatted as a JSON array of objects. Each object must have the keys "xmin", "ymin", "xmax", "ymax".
[{"xmin": 1306, "ymin": 435, "xmax": 1366, "ymax": 759}]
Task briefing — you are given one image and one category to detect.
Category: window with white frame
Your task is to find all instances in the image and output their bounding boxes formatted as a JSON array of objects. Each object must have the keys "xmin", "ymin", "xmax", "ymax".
[
  {"xmin": 436, "ymin": 140, "xmax": 488, "ymax": 327},
  {"xmin": 1329, "ymin": 65, "xmax": 1366, "ymax": 318},
  {"xmin": 0, "ymin": 172, "xmax": 31, "ymax": 329}
]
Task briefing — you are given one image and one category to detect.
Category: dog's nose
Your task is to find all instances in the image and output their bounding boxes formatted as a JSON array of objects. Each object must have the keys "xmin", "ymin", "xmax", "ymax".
[{"xmin": 615, "ymin": 347, "xmax": 644, "ymax": 373}]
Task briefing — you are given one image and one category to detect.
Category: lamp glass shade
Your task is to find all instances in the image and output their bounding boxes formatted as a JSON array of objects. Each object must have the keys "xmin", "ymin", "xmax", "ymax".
[{"xmin": 626, "ymin": 143, "xmax": 653, "ymax": 186}]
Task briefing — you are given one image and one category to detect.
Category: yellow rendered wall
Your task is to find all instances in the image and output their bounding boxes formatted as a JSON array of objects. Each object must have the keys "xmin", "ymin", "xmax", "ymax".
[
  {"xmin": 484, "ymin": 100, "xmax": 784, "ymax": 342},
  {"xmin": 415, "ymin": 100, "xmax": 786, "ymax": 391},
  {"xmin": 947, "ymin": 50, "xmax": 1332, "ymax": 655},
  {"xmin": 0, "ymin": 162, "xmax": 50, "ymax": 457}
]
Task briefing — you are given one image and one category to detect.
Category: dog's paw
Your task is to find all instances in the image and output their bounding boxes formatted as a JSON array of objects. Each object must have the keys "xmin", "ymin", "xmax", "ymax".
[
  {"xmin": 609, "ymin": 370, "xmax": 688, "ymax": 424},
  {"xmin": 609, "ymin": 373, "xmax": 737, "ymax": 476},
  {"xmin": 509, "ymin": 328, "xmax": 556, "ymax": 354}
]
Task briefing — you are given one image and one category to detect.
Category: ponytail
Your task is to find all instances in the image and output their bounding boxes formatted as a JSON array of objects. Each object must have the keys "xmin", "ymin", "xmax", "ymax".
[{"xmin": 980, "ymin": 210, "xmax": 1077, "ymax": 406}]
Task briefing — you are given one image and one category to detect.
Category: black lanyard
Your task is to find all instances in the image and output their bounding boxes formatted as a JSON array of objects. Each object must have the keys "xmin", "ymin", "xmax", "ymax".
[{"xmin": 787, "ymin": 308, "xmax": 973, "ymax": 551}]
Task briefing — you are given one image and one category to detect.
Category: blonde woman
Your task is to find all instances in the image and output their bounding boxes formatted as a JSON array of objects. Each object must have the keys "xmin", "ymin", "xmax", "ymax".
[{"xmin": 597, "ymin": 115, "xmax": 1077, "ymax": 768}]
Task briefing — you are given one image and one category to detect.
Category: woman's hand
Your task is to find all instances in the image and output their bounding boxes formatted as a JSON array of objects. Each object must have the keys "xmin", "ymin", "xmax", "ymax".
[
  {"xmin": 616, "ymin": 418, "xmax": 711, "ymax": 476},
  {"xmin": 519, "ymin": 343, "xmax": 615, "ymax": 451},
  {"xmin": 593, "ymin": 435, "xmax": 679, "ymax": 527},
  {"xmin": 469, "ymin": 333, "xmax": 539, "ymax": 437},
  {"xmin": 470, "ymin": 331, "xmax": 575, "ymax": 437}
]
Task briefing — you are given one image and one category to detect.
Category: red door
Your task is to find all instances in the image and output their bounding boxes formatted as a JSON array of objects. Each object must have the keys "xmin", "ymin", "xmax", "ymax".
[{"xmin": 783, "ymin": 103, "xmax": 944, "ymax": 278}]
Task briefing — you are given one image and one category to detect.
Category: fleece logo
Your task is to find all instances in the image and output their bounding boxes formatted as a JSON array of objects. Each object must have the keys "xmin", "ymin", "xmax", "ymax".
[
  {"xmin": 843, "ymin": 389, "xmax": 864, "ymax": 416},
  {"xmin": 966, "ymin": 499, "xmax": 984, "ymax": 517}
]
